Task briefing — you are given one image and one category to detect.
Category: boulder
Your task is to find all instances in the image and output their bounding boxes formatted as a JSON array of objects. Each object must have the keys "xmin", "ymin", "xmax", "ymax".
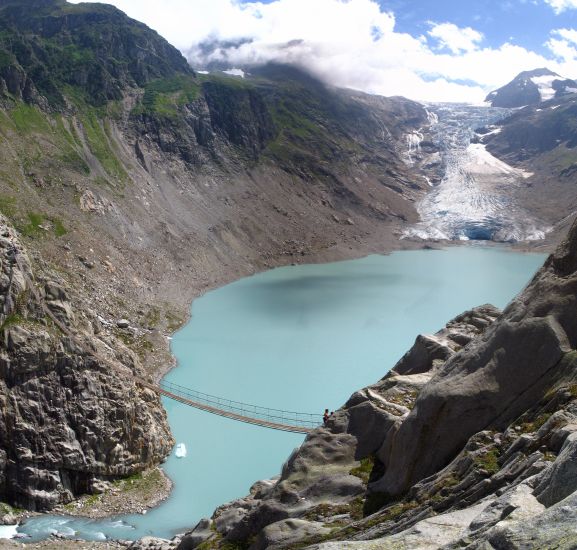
[
  {"xmin": 252, "ymin": 519, "xmax": 331, "ymax": 550},
  {"xmin": 534, "ymin": 431, "xmax": 577, "ymax": 506}
]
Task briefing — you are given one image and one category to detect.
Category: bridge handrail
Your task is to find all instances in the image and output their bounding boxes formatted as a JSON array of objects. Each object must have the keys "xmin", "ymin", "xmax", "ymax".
[
  {"xmin": 160, "ymin": 379, "xmax": 321, "ymax": 418},
  {"xmin": 159, "ymin": 380, "xmax": 321, "ymax": 428}
]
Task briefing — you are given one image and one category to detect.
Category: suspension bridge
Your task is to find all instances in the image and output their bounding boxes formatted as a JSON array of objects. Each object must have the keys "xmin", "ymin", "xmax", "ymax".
[{"xmin": 139, "ymin": 379, "xmax": 321, "ymax": 434}]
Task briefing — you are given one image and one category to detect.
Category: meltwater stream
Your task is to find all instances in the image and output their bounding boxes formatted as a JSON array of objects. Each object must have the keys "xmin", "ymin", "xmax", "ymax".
[{"xmin": 15, "ymin": 247, "xmax": 545, "ymax": 542}]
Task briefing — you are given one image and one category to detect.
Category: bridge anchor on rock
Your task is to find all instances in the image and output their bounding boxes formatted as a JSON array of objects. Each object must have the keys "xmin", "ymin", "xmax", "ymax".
[{"xmin": 139, "ymin": 379, "xmax": 320, "ymax": 434}]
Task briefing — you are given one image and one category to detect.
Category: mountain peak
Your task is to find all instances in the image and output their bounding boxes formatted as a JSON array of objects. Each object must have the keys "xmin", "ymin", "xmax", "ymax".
[
  {"xmin": 486, "ymin": 67, "xmax": 577, "ymax": 108},
  {"xmin": 516, "ymin": 67, "xmax": 559, "ymax": 79}
]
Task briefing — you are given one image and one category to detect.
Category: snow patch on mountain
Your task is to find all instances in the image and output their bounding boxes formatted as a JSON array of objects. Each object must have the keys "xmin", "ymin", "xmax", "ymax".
[
  {"xmin": 531, "ymin": 75, "xmax": 557, "ymax": 102},
  {"xmin": 466, "ymin": 143, "xmax": 533, "ymax": 179}
]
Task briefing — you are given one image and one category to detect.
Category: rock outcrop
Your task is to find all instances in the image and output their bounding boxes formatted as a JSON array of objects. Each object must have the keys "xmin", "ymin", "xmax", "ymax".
[
  {"xmin": 0, "ymin": 216, "xmax": 173, "ymax": 511},
  {"xmin": 155, "ymin": 220, "xmax": 577, "ymax": 549}
]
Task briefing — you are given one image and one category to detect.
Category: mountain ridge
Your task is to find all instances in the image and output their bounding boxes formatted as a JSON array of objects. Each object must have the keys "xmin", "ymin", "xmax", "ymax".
[{"xmin": 486, "ymin": 67, "xmax": 577, "ymax": 108}]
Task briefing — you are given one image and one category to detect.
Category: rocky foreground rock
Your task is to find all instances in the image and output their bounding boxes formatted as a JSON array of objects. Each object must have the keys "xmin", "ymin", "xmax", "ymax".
[
  {"xmin": 135, "ymin": 221, "xmax": 577, "ymax": 549},
  {"xmin": 0, "ymin": 216, "xmax": 173, "ymax": 511}
]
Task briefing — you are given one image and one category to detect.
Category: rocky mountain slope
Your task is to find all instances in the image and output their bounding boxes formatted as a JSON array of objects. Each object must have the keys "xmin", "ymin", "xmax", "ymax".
[
  {"xmin": 153, "ymin": 217, "xmax": 577, "ymax": 549},
  {"xmin": 0, "ymin": 0, "xmax": 439, "ymax": 517},
  {"xmin": 485, "ymin": 68, "xmax": 577, "ymax": 108},
  {"xmin": 0, "ymin": 1, "xmax": 437, "ymax": 367},
  {"xmin": 477, "ymin": 89, "xmax": 577, "ymax": 244}
]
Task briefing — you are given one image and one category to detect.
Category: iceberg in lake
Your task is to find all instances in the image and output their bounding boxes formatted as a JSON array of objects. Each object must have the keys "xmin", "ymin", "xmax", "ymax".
[
  {"xmin": 0, "ymin": 525, "xmax": 19, "ymax": 539},
  {"xmin": 175, "ymin": 443, "xmax": 187, "ymax": 458}
]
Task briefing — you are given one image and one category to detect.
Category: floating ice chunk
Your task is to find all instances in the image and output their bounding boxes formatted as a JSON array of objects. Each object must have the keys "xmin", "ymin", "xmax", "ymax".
[
  {"xmin": 0, "ymin": 525, "xmax": 18, "ymax": 539},
  {"xmin": 175, "ymin": 443, "xmax": 187, "ymax": 458}
]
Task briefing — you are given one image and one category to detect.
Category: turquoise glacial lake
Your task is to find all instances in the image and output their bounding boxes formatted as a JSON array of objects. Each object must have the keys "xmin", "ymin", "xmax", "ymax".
[{"xmin": 15, "ymin": 246, "xmax": 546, "ymax": 542}]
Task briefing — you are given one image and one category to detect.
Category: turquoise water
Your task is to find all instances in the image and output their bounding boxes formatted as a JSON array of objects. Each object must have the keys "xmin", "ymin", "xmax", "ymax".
[{"xmin": 17, "ymin": 247, "xmax": 545, "ymax": 541}]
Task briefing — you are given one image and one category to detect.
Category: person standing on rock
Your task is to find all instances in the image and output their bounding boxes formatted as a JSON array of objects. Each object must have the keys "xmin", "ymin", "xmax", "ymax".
[{"xmin": 323, "ymin": 409, "xmax": 329, "ymax": 425}]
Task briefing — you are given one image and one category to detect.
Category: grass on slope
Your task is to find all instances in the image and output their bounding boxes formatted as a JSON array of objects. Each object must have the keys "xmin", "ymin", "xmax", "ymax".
[{"xmin": 132, "ymin": 75, "xmax": 200, "ymax": 118}]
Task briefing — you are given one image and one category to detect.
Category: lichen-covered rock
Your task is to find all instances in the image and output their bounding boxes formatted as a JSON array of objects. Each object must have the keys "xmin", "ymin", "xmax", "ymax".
[{"xmin": 0, "ymin": 218, "xmax": 173, "ymax": 510}]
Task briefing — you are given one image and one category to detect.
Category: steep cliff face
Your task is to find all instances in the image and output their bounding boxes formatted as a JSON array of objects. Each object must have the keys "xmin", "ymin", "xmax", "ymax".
[
  {"xmin": 0, "ymin": 216, "xmax": 173, "ymax": 511},
  {"xmin": 168, "ymin": 221, "xmax": 577, "ymax": 549}
]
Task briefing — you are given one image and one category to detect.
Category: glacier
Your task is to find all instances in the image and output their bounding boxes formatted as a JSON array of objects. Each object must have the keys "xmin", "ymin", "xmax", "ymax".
[{"xmin": 404, "ymin": 103, "xmax": 548, "ymax": 243}]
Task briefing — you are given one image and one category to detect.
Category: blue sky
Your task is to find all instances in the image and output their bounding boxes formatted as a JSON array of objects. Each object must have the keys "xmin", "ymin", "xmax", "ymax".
[
  {"xmin": 70, "ymin": 0, "xmax": 577, "ymax": 102},
  {"xmin": 387, "ymin": 0, "xmax": 577, "ymax": 53}
]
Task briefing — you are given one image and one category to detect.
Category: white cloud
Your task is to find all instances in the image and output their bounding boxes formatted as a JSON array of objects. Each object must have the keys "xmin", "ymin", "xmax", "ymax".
[
  {"xmin": 68, "ymin": 0, "xmax": 577, "ymax": 103},
  {"xmin": 554, "ymin": 28, "xmax": 577, "ymax": 44},
  {"xmin": 544, "ymin": 0, "xmax": 577, "ymax": 13},
  {"xmin": 547, "ymin": 28, "xmax": 577, "ymax": 62},
  {"xmin": 428, "ymin": 22, "xmax": 483, "ymax": 54}
]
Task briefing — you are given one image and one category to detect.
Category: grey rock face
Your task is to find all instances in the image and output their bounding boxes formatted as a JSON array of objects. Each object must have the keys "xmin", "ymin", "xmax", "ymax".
[
  {"xmin": 254, "ymin": 519, "xmax": 331, "ymax": 550},
  {"xmin": 373, "ymin": 228, "xmax": 577, "ymax": 496},
  {"xmin": 534, "ymin": 432, "xmax": 577, "ymax": 506},
  {"xmin": 477, "ymin": 489, "xmax": 577, "ymax": 549},
  {"xmin": 0, "ymin": 218, "xmax": 173, "ymax": 510},
  {"xmin": 392, "ymin": 305, "xmax": 501, "ymax": 376}
]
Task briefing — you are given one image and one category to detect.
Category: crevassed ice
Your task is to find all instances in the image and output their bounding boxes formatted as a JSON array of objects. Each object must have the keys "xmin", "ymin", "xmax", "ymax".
[{"xmin": 404, "ymin": 103, "xmax": 546, "ymax": 243}]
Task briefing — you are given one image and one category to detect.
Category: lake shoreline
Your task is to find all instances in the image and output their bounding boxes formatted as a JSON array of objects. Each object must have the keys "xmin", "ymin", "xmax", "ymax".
[{"xmin": 7, "ymin": 243, "xmax": 548, "ymax": 539}]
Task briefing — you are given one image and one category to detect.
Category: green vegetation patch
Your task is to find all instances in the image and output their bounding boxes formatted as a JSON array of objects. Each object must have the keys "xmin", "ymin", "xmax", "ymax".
[
  {"xmin": 474, "ymin": 448, "xmax": 501, "ymax": 475},
  {"xmin": 133, "ymin": 75, "xmax": 200, "ymax": 118},
  {"xmin": 0, "ymin": 313, "xmax": 24, "ymax": 331},
  {"xmin": 19, "ymin": 212, "xmax": 45, "ymax": 238},
  {"xmin": 350, "ymin": 456, "xmax": 375, "ymax": 484},
  {"xmin": 114, "ymin": 329, "xmax": 155, "ymax": 359},
  {"xmin": 165, "ymin": 309, "xmax": 185, "ymax": 332},
  {"xmin": 13, "ymin": 211, "xmax": 68, "ymax": 239},
  {"xmin": 0, "ymin": 195, "xmax": 17, "ymax": 217},
  {"xmin": 520, "ymin": 412, "xmax": 552, "ymax": 434},
  {"xmin": 52, "ymin": 217, "xmax": 68, "ymax": 237},
  {"xmin": 81, "ymin": 110, "xmax": 127, "ymax": 181},
  {"xmin": 9, "ymin": 104, "xmax": 51, "ymax": 134},
  {"xmin": 0, "ymin": 501, "xmax": 24, "ymax": 515}
]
